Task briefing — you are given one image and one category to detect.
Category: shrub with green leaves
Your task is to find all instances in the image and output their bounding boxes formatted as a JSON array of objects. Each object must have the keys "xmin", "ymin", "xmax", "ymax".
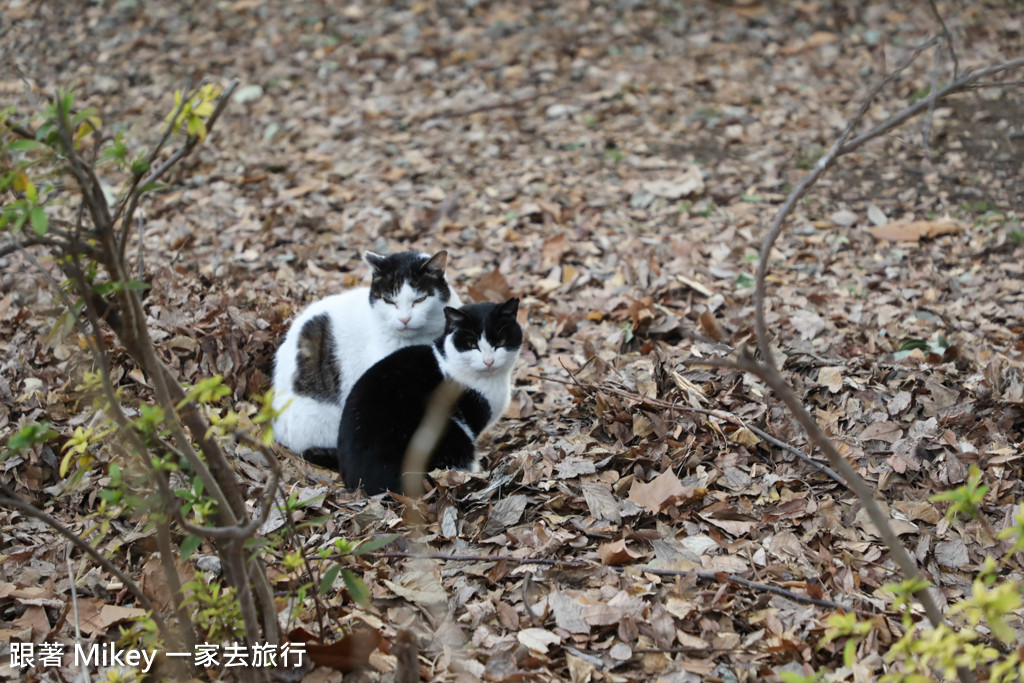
[{"xmin": 805, "ymin": 466, "xmax": 1024, "ymax": 682}]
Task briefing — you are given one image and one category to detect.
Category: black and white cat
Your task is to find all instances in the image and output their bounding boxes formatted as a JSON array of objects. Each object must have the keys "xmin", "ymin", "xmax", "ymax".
[
  {"xmin": 272, "ymin": 251, "xmax": 461, "ymax": 456},
  {"xmin": 337, "ymin": 298, "xmax": 522, "ymax": 495}
]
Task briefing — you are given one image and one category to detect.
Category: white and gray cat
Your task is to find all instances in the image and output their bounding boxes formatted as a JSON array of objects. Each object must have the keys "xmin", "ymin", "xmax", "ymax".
[
  {"xmin": 272, "ymin": 251, "xmax": 461, "ymax": 457},
  {"xmin": 337, "ymin": 298, "xmax": 522, "ymax": 495}
]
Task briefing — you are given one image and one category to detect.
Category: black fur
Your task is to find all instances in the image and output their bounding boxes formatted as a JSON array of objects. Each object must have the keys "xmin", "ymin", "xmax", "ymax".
[
  {"xmin": 336, "ymin": 345, "xmax": 490, "ymax": 495},
  {"xmin": 365, "ymin": 251, "xmax": 452, "ymax": 303},
  {"xmin": 293, "ymin": 313, "xmax": 341, "ymax": 401},
  {"xmin": 301, "ymin": 447, "xmax": 339, "ymax": 469}
]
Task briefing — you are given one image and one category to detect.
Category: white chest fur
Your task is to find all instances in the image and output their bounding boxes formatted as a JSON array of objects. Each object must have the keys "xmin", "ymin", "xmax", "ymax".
[{"xmin": 434, "ymin": 336, "xmax": 519, "ymax": 430}]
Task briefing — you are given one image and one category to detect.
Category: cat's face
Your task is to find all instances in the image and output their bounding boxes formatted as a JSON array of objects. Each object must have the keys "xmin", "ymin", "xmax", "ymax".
[
  {"xmin": 365, "ymin": 251, "xmax": 453, "ymax": 336},
  {"xmin": 442, "ymin": 298, "xmax": 522, "ymax": 376}
]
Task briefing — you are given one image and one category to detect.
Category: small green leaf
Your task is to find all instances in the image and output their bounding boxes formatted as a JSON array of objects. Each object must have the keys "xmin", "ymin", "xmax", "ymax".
[
  {"xmin": 137, "ymin": 181, "xmax": 165, "ymax": 195},
  {"xmin": 180, "ymin": 534, "xmax": 203, "ymax": 559},
  {"xmin": 320, "ymin": 565, "xmax": 341, "ymax": 595},
  {"xmin": 8, "ymin": 139, "xmax": 45, "ymax": 152},
  {"xmin": 71, "ymin": 107, "xmax": 99, "ymax": 127},
  {"xmin": 843, "ymin": 637, "xmax": 857, "ymax": 669},
  {"xmin": 736, "ymin": 272, "xmax": 755, "ymax": 289},
  {"xmin": 3, "ymin": 421, "xmax": 57, "ymax": 458},
  {"xmin": 342, "ymin": 568, "xmax": 371, "ymax": 608},
  {"xmin": 29, "ymin": 206, "xmax": 48, "ymax": 235},
  {"xmin": 899, "ymin": 338, "xmax": 928, "ymax": 352},
  {"xmin": 124, "ymin": 278, "xmax": 151, "ymax": 291},
  {"xmin": 12, "ymin": 209, "xmax": 29, "ymax": 232}
]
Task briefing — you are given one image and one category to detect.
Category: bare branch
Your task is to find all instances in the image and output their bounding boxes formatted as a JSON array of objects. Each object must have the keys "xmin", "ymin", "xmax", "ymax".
[
  {"xmin": 112, "ymin": 77, "xmax": 204, "ymax": 247},
  {"xmin": 0, "ymin": 490, "xmax": 166, "ymax": 637},
  {"xmin": 116, "ymin": 79, "xmax": 239, "ymax": 261},
  {"xmin": 922, "ymin": 42, "xmax": 943, "ymax": 160},
  {"xmin": 174, "ymin": 433, "xmax": 282, "ymax": 541},
  {"xmin": 536, "ymin": 372, "xmax": 846, "ymax": 486},
  {"xmin": 0, "ymin": 235, "xmax": 65, "ymax": 259},
  {"xmin": 754, "ymin": 36, "xmax": 942, "ymax": 365},
  {"xmin": 928, "ymin": 0, "xmax": 960, "ymax": 78},
  {"xmin": 837, "ymin": 57, "xmax": 1024, "ymax": 155},
  {"xmin": 689, "ymin": 352, "xmax": 976, "ymax": 683}
]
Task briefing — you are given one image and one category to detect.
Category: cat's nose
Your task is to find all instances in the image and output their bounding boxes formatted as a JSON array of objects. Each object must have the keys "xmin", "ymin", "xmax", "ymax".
[
  {"xmin": 399, "ymin": 315, "xmax": 411, "ymax": 325},
  {"xmin": 483, "ymin": 357, "xmax": 495, "ymax": 368}
]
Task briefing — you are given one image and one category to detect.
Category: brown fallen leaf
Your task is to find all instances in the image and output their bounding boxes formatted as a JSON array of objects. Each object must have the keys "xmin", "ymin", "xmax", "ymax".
[
  {"xmin": 80, "ymin": 602, "xmax": 147, "ymax": 636},
  {"xmin": 581, "ymin": 482, "xmax": 622, "ymax": 524},
  {"xmin": 818, "ymin": 366, "xmax": 844, "ymax": 393},
  {"xmin": 867, "ymin": 220, "xmax": 963, "ymax": 242},
  {"xmin": 517, "ymin": 627, "xmax": 561, "ymax": 653},
  {"xmin": 13, "ymin": 605, "xmax": 49, "ymax": 638},
  {"xmin": 467, "ymin": 267, "xmax": 513, "ymax": 303},
  {"xmin": 859, "ymin": 421, "xmax": 904, "ymax": 443},
  {"xmin": 306, "ymin": 628, "xmax": 383, "ymax": 672},
  {"xmin": 542, "ymin": 233, "xmax": 570, "ymax": 267},
  {"xmin": 699, "ymin": 310, "xmax": 724, "ymax": 341},
  {"xmin": 549, "ymin": 591, "xmax": 589, "ymax": 634},
  {"xmin": 728, "ymin": 426, "xmax": 761, "ymax": 447},
  {"xmin": 627, "ymin": 469, "xmax": 697, "ymax": 514},
  {"xmin": 483, "ymin": 494, "xmax": 529, "ymax": 535},
  {"xmin": 580, "ymin": 590, "xmax": 645, "ymax": 626},
  {"xmin": 597, "ymin": 538, "xmax": 643, "ymax": 566},
  {"xmin": 139, "ymin": 554, "xmax": 196, "ymax": 615},
  {"xmin": 699, "ymin": 514, "xmax": 757, "ymax": 537},
  {"xmin": 383, "ymin": 567, "xmax": 447, "ymax": 606}
]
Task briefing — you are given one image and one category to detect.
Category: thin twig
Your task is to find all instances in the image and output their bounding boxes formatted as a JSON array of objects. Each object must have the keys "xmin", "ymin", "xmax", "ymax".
[
  {"xmin": 685, "ymin": 356, "xmax": 957, "ymax": 649},
  {"xmin": 754, "ymin": 36, "xmax": 942, "ymax": 365},
  {"xmin": 117, "ymin": 78, "xmax": 239, "ymax": 261},
  {"xmin": 65, "ymin": 548, "xmax": 91, "ymax": 683},
  {"xmin": 113, "ymin": 77, "xmax": 204, "ymax": 257},
  {"xmin": 175, "ymin": 432, "xmax": 282, "ymax": 540},
  {"xmin": 927, "ymin": 0, "xmax": 960, "ymax": 78},
  {"xmin": 362, "ymin": 551, "xmax": 589, "ymax": 567},
  {"xmin": 359, "ymin": 550, "xmax": 881, "ymax": 616},
  {"xmin": 966, "ymin": 79, "xmax": 1024, "ymax": 88},
  {"xmin": 837, "ymin": 57, "xmax": 1024, "ymax": 154},
  {"xmin": 534, "ymin": 372, "xmax": 847, "ymax": 486},
  {"xmin": 0, "ymin": 491, "xmax": 166, "ymax": 635},
  {"xmin": 922, "ymin": 42, "xmax": 942, "ymax": 160},
  {"xmin": 743, "ymin": 41, "xmax": 1024, "ymax": 683},
  {"xmin": 638, "ymin": 567, "xmax": 880, "ymax": 617}
]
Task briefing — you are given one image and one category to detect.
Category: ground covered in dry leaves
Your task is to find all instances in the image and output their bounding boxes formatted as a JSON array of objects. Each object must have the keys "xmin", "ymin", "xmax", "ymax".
[{"xmin": 2, "ymin": 1, "xmax": 1024, "ymax": 681}]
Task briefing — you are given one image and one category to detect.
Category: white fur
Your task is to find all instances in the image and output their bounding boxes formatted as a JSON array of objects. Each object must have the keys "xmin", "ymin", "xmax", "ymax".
[
  {"xmin": 273, "ymin": 277, "xmax": 460, "ymax": 454},
  {"xmin": 434, "ymin": 336, "xmax": 519, "ymax": 431}
]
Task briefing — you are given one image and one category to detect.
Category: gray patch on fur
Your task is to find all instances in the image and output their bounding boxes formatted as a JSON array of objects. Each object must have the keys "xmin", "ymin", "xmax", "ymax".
[{"xmin": 293, "ymin": 313, "xmax": 341, "ymax": 401}]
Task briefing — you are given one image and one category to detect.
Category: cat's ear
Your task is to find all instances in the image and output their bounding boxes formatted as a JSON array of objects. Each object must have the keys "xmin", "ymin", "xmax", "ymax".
[
  {"xmin": 444, "ymin": 305, "xmax": 467, "ymax": 331},
  {"xmin": 422, "ymin": 250, "xmax": 448, "ymax": 275},
  {"xmin": 497, "ymin": 297, "xmax": 520, "ymax": 318},
  {"xmin": 363, "ymin": 251, "xmax": 388, "ymax": 273}
]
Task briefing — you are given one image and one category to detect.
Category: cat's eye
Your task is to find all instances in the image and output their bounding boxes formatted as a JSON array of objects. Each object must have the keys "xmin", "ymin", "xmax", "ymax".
[
  {"xmin": 413, "ymin": 295, "xmax": 427, "ymax": 304},
  {"xmin": 383, "ymin": 296, "xmax": 396, "ymax": 305}
]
